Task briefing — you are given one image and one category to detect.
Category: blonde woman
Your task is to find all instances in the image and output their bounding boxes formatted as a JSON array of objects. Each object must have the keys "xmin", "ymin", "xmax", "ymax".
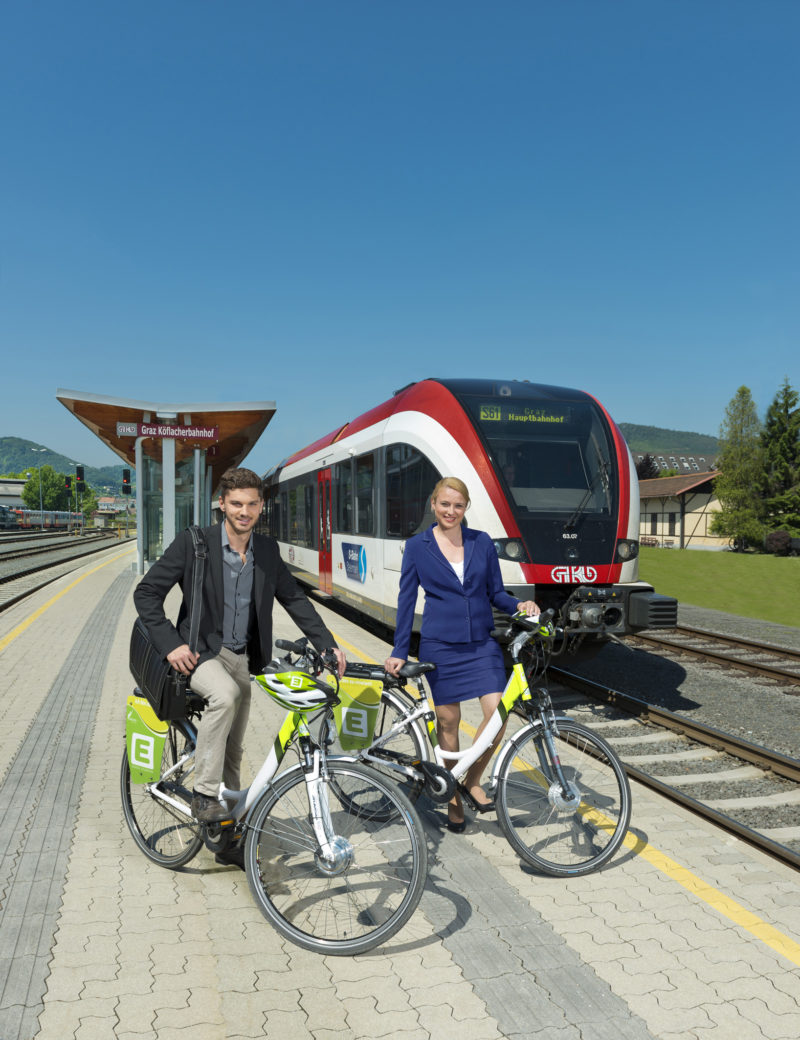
[{"xmin": 385, "ymin": 478, "xmax": 538, "ymax": 832}]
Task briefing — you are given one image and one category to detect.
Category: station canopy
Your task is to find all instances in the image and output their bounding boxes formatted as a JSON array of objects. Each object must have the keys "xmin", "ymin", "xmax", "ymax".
[{"xmin": 56, "ymin": 389, "xmax": 276, "ymax": 487}]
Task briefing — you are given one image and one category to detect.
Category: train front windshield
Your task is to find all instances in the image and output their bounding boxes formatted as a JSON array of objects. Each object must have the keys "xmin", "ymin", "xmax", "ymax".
[{"xmin": 461, "ymin": 394, "xmax": 619, "ymax": 559}]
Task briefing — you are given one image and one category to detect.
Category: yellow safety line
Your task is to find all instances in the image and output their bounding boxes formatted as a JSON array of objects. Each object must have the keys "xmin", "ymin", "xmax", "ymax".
[
  {"xmin": 332, "ymin": 628, "xmax": 800, "ymax": 968},
  {"xmin": 0, "ymin": 546, "xmax": 136, "ymax": 655}
]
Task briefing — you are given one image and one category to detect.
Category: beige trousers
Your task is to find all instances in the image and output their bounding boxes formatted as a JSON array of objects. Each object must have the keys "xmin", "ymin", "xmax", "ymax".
[{"xmin": 189, "ymin": 648, "xmax": 252, "ymax": 796}]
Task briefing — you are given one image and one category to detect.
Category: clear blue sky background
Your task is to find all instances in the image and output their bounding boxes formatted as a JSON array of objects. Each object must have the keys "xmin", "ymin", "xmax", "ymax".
[{"xmin": 2, "ymin": 1, "xmax": 798, "ymax": 471}]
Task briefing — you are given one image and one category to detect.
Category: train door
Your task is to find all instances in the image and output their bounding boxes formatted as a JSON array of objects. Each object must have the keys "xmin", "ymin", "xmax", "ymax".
[{"xmin": 317, "ymin": 468, "xmax": 333, "ymax": 594}]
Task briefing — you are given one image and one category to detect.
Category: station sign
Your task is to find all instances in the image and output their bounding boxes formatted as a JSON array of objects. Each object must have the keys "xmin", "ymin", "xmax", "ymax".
[{"xmin": 116, "ymin": 422, "xmax": 219, "ymax": 441}]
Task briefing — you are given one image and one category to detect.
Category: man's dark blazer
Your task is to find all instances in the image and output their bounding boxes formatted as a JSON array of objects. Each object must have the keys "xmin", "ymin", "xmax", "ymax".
[
  {"xmin": 391, "ymin": 525, "xmax": 520, "ymax": 661},
  {"xmin": 133, "ymin": 523, "xmax": 335, "ymax": 675}
]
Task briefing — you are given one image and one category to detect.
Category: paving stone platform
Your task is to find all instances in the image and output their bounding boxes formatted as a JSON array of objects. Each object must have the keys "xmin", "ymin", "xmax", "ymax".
[{"xmin": 1, "ymin": 549, "xmax": 798, "ymax": 1039}]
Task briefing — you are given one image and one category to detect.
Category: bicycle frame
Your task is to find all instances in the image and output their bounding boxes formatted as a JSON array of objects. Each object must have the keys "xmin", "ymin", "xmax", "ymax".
[
  {"xmin": 358, "ymin": 631, "xmax": 571, "ymax": 795},
  {"xmin": 145, "ymin": 705, "xmax": 335, "ymax": 830}
]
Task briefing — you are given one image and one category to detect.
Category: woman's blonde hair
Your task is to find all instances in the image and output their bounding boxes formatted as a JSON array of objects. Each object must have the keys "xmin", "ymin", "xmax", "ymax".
[{"xmin": 431, "ymin": 477, "xmax": 470, "ymax": 507}]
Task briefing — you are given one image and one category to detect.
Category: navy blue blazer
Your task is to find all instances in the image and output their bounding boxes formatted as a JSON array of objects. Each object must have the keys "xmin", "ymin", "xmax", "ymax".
[{"xmin": 391, "ymin": 525, "xmax": 520, "ymax": 660}]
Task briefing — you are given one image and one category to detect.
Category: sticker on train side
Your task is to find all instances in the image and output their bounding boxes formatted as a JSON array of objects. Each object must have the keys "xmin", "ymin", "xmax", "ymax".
[{"xmin": 342, "ymin": 543, "xmax": 367, "ymax": 583}]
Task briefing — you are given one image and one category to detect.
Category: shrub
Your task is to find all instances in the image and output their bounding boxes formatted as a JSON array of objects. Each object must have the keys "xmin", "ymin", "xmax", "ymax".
[{"xmin": 765, "ymin": 529, "xmax": 793, "ymax": 556}]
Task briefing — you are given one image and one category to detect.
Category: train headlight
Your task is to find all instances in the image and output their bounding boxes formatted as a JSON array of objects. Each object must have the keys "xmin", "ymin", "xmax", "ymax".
[
  {"xmin": 493, "ymin": 538, "xmax": 529, "ymax": 563},
  {"xmin": 616, "ymin": 539, "xmax": 639, "ymax": 562}
]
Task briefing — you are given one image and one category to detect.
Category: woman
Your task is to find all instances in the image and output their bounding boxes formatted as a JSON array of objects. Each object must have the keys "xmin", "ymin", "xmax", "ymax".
[{"xmin": 385, "ymin": 477, "xmax": 538, "ymax": 832}]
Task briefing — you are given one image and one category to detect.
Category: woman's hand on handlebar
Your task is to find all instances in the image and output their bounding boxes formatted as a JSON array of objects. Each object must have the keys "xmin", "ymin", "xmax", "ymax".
[
  {"xmin": 516, "ymin": 600, "xmax": 540, "ymax": 617},
  {"xmin": 384, "ymin": 656, "xmax": 406, "ymax": 677}
]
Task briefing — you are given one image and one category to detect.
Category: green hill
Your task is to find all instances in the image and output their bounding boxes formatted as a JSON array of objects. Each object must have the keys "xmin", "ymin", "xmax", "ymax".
[
  {"xmin": 0, "ymin": 437, "xmax": 126, "ymax": 493},
  {"xmin": 618, "ymin": 423, "xmax": 718, "ymax": 455}
]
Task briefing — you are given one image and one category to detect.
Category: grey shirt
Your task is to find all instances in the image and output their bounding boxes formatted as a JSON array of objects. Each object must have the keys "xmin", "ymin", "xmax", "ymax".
[{"xmin": 220, "ymin": 522, "xmax": 254, "ymax": 650}]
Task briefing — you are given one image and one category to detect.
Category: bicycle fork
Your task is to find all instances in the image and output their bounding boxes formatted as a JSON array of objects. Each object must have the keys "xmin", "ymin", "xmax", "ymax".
[{"xmin": 302, "ymin": 747, "xmax": 354, "ymax": 876}]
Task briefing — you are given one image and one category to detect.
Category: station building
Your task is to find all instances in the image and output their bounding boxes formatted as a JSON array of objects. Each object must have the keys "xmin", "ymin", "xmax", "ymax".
[
  {"xmin": 57, "ymin": 389, "xmax": 276, "ymax": 572},
  {"xmin": 638, "ymin": 472, "xmax": 725, "ymax": 549}
]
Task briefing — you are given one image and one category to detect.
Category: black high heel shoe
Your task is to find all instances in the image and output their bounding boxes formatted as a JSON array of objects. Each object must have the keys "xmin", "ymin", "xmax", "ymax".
[
  {"xmin": 447, "ymin": 800, "xmax": 467, "ymax": 832},
  {"xmin": 457, "ymin": 782, "xmax": 495, "ymax": 814}
]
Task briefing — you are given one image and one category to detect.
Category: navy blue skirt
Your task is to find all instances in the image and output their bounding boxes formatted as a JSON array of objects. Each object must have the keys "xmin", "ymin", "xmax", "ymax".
[{"xmin": 418, "ymin": 635, "xmax": 507, "ymax": 706}]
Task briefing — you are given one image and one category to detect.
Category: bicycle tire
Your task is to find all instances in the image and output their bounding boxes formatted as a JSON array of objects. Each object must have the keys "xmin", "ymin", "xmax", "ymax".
[
  {"xmin": 319, "ymin": 689, "xmax": 428, "ymax": 801},
  {"xmin": 496, "ymin": 720, "xmax": 631, "ymax": 877},
  {"xmin": 245, "ymin": 760, "xmax": 428, "ymax": 955},
  {"xmin": 120, "ymin": 720, "xmax": 203, "ymax": 868}
]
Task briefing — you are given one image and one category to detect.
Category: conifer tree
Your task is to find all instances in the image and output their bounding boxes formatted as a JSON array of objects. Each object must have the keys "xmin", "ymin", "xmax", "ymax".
[
  {"xmin": 761, "ymin": 377, "xmax": 800, "ymax": 535},
  {"xmin": 710, "ymin": 386, "xmax": 765, "ymax": 549}
]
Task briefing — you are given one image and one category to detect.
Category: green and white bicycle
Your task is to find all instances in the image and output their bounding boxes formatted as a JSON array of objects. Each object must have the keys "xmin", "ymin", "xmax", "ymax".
[
  {"xmin": 321, "ymin": 612, "xmax": 632, "ymax": 878},
  {"xmin": 121, "ymin": 642, "xmax": 427, "ymax": 956}
]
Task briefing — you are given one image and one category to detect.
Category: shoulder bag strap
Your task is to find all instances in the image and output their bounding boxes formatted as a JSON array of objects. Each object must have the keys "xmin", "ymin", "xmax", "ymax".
[{"xmin": 187, "ymin": 526, "xmax": 207, "ymax": 654}]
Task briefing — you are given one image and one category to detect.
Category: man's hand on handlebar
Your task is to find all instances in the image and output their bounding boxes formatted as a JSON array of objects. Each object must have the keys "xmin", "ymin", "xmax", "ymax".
[{"xmin": 326, "ymin": 647, "xmax": 347, "ymax": 678}]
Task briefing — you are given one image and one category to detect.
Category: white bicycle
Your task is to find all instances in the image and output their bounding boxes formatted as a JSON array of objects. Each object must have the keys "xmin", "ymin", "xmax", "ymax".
[{"xmin": 121, "ymin": 641, "xmax": 428, "ymax": 955}]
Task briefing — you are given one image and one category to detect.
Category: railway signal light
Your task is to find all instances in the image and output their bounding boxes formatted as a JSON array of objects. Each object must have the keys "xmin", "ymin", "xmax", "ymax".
[
  {"xmin": 76, "ymin": 466, "xmax": 85, "ymax": 492},
  {"xmin": 122, "ymin": 469, "xmax": 132, "ymax": 495}
]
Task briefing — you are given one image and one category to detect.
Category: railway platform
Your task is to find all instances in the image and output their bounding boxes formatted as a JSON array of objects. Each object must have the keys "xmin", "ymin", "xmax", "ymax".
[{"xmin": 1, "ymin": 548, "xmax": 799, "ymax": 1040}]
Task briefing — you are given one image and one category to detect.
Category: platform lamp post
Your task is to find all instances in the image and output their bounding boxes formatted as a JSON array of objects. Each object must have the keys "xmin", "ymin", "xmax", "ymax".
[{"xmin": 29, "ymin": 448, "xmax": 46, "ymax": 529}]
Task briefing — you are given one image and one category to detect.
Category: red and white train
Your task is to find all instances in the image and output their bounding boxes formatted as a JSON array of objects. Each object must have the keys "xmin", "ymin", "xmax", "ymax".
[{"xmin": 260, "ymin": 378, "xmax": 677, "ymax": 650}]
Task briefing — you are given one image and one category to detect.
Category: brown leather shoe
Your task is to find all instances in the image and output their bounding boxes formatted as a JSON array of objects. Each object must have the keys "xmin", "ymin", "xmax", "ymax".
[{"xmin": 191, "ymin": 793, "xmax": 233, "ymax": 824}]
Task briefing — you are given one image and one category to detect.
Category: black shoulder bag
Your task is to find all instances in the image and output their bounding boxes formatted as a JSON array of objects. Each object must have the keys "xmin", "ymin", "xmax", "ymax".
[{"xmin": 130, "ymin": 526, "xmax": 207, "ymax": 721}]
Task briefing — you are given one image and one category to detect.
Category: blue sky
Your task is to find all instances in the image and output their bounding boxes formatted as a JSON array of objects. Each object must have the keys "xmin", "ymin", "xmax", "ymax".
[{"xmin": 2, "ymin": 1, "xmax": 798, "ymax": 471}]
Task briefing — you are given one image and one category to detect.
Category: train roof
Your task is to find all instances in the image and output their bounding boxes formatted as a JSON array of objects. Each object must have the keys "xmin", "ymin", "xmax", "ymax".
[{"xmin": 271, "ymin": 377, "xmax": 599, "ymax": 473}]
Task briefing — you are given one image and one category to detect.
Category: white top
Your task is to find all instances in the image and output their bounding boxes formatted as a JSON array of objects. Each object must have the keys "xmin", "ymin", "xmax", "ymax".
[{"xmin": 450, "ymin": 559, "xmax": 464, "ymax": 584}]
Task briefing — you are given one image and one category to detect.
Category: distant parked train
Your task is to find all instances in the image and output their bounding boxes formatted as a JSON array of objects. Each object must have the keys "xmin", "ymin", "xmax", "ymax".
[
  {"xmin": 260, "ymin": 378, "xmax": 677, "ymax": 650},
  {"xmin": 8, "ymin": 508, "xmax": 83, "ymax": 529}
]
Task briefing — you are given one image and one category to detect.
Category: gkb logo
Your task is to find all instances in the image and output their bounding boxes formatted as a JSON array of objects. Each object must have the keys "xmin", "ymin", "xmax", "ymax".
[{"xmin": 342, "ymin": 543, "xmax": 367, "ymax": 583}]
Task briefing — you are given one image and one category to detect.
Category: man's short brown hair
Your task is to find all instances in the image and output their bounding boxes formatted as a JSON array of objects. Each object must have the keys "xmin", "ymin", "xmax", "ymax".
[{"xmin": 218, "ymin": 467, "xmax": 264, "ymax": 499}]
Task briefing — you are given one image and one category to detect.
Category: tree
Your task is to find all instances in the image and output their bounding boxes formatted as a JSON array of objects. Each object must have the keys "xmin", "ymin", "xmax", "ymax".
[
  {"xmin": 21, "ymin": 466, "xmax": 71, "ymax": 511},
  {"xmin": 635, "ymin": 454, "xmax": 660, "ymax": 480},
  {"xmin": 710, "ymin": 386, "xmax": 766, "ymax": 549},
  {"xmin": 761, "ymin": 377, "xmax": 800, "ymax": 535}
]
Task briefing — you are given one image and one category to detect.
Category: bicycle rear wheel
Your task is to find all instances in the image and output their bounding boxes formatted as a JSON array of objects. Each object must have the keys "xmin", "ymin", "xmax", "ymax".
[
  {"xmin": 496, "ymin": 720, "xmax": 631, "ymax": 877},
  {"xmin": 245, "ymin": 760, "xmax": 427, "ymax": 955},
  {"xmin": 120, "ymin": 720, "xmax": 203, "ymax": 868},
  {"xmin": 319, "ymin": 689, "xmax": 428, "ymax": 801}
]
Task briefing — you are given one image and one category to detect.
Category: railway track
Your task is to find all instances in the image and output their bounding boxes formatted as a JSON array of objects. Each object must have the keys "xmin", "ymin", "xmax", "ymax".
[
  {"xmin": 0, "ymin": 530, "xmax": 109, "ymax": 564},
  {"xmin": 630, "ymin": 625, "xmax": 800, "ymax": 687},
  {"xmin": 0, "ymin": 534, "xmax": 131, "ymax": 612},
  {"xmin": 550, "ymin": 665, "xmax": 800, "ymax": 870}
]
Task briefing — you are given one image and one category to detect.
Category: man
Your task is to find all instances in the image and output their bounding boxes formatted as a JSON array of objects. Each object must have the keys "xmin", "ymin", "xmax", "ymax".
[{"xmin": 133, "ymin": 467, "xmax": 346, "ymax": 831}]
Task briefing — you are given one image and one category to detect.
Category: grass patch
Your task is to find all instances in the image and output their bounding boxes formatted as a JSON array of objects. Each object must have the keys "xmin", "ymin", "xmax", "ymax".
[{"xmin": 637, "ymin": 547, "xmax": 800, "ymax": 628}]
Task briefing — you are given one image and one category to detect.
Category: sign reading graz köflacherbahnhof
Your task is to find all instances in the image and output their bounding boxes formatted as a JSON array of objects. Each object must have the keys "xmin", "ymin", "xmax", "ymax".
[{"xmin": 116, "ymin": 422, "xmax": 219, "ymax": 441}]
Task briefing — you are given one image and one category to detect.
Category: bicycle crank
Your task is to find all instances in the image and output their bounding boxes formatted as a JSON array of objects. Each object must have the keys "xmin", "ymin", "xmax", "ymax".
[{"xmin": 419, "ymin": 761, "xmax": 457, "ymax": 803}]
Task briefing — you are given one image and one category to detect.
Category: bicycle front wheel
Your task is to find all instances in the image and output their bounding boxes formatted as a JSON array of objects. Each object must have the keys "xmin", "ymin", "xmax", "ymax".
[
  {"xmin": 120, "ymin": 720, "xmax": 203, "ymax": 869},
  {"xmin": 245, "ymin": 761, "xmax": 428, "ymax": 955},
  {"xmin": 496, "ymin": 720, "xmax": 631, "ymax": 877}
]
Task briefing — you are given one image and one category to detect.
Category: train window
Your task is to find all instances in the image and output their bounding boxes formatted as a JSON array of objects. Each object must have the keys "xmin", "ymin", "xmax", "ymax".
[
  {"xmin": 462, "ymin": 396, "xmax": 616, "ymax": 516},
  {"xmin": 355, "ymin": 454, "xmax": 375, "ymax": 535},
  {"xmin": 384, "ymin": 444, "xmax": 441, "ymax": 539},
  {"xmin": 287, "ymin": 476, "xmax": 315, "ymax": 548},
  {"xmin": 334, "ymin": 462, "xmax": 354, "ymax": 533}
]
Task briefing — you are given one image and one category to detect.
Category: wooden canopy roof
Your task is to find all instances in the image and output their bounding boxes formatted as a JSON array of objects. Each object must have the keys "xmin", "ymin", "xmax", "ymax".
[{"xmin": 56, "ymin": 389, "xmax": 276, "ymax": 483}]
